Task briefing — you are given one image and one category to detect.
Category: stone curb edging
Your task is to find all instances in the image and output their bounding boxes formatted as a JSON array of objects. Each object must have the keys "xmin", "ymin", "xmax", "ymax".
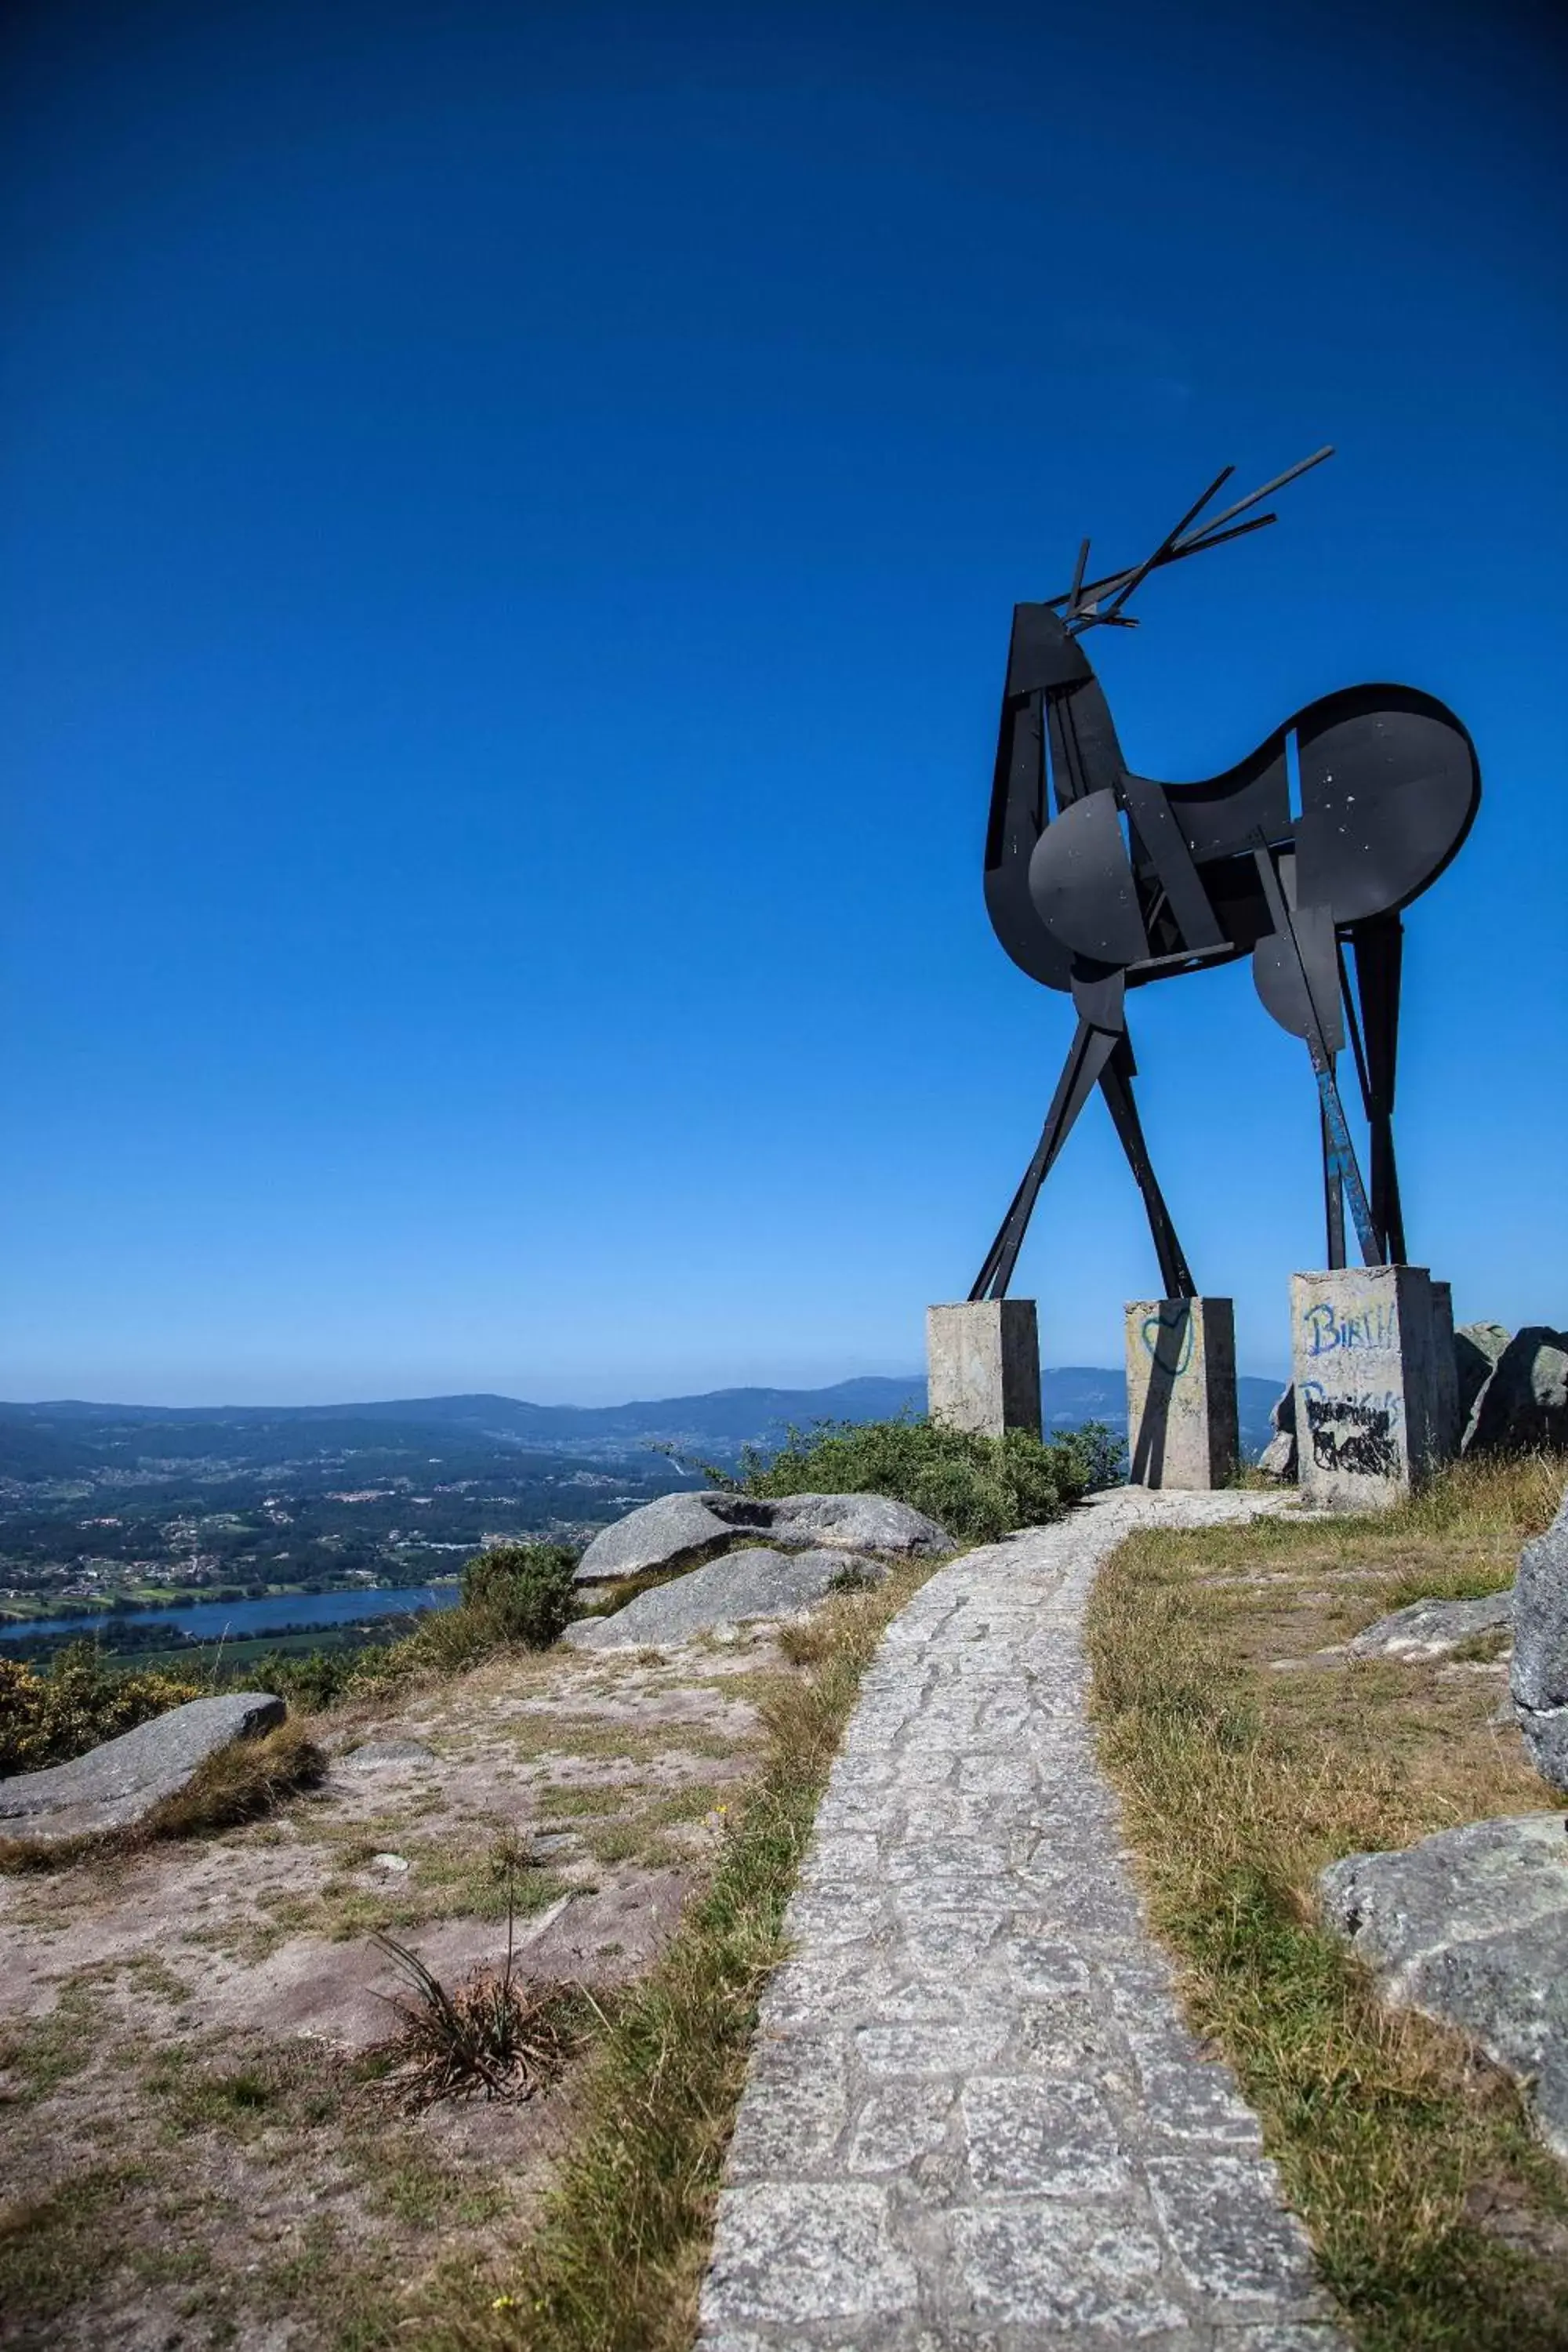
[{"xmin": 699, "ymin": 1488, "xmax": 1348, "ymax": 2351}]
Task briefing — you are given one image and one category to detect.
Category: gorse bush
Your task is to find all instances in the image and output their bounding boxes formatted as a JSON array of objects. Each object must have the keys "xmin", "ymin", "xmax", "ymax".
[
  {"xmin": 740, "ymin": 1414, "xmax": 1123, "ymax": 1543},
  {"xmin": 0, "ymin": 1642, "xmax": 202, "ymax": 1776},
  {"xmin": 459, "ymin": 1542, "xmax": 579, "ymax": 1649},
  {"xmin": 246, "ymin": 1645, "xmax": 366, "ymax": 1711},
  {"xmin": 351, "ymin": 1542, "xmax": 580, "ymax": 1693}
]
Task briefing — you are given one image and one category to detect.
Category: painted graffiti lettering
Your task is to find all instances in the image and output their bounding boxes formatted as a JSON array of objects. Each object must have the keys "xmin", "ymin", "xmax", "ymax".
[
  {"xmin": 1301, "ymin": 1383, "xmax": 1401, "ymax": 1479},
  {"xmin": 1301, "ymin": 1300, "xmax": 1396, "ymax": 1357}
]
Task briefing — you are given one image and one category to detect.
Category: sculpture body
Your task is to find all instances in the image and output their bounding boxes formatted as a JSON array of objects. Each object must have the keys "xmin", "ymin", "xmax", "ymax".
[{"xmin": 973, "ymin": 452, "xmax": 1480, "ymax": 1300}]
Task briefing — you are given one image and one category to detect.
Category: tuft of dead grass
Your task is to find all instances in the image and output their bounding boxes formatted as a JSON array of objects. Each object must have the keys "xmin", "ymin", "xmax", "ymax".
[
  {"xmin": 370, "ymin": 1933, "xmax": 589, "ymax": 2107},
  {"xmin": 1087, "ymin": 1450, "xmax": 1568, "ymax": 2351},
  {"xmin": 774, "ymin": 1616, "xmax": 833, "ymax": 1667},
  {"xmin": 368, "ymin": 1831, "xmax": 595, "ymax": 2107}
]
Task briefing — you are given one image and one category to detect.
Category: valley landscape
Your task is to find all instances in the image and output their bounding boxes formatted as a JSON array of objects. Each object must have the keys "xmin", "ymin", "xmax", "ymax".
[{"xmin": 0, "ymin": 1374, "xmax": 1284, "ymax": 1671}]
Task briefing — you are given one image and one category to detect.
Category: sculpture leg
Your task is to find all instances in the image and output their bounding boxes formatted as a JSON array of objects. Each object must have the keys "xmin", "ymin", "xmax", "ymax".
[
  {"xmin": 1098, "ymin": 1039, "xmax": 1196, "ymax": 1300},
  {"xmin": 1346, "ymin": 916, "xmax": 1406, "ymax": 1264},
  {"xmin": 1321, "ymin": 1081, "xmax": 1347, "ymax": 1269},
  {"xmin": 1250, "ymin": 842, "xmax": 1382, "ymax": 1269},
  {"xmin": 970, "ymin": 1018, "xmax": 1119, "ymax": 1301}
]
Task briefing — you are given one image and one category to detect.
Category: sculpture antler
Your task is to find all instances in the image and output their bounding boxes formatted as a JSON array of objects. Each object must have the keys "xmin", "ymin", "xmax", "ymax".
[{"xmin": 1057, "ymin": 445, "xmax": 1335, "ymax": 633}]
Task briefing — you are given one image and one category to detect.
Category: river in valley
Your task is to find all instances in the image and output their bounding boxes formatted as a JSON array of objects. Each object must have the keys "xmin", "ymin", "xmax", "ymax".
[{"xmin": 0, "ymin": 1584, "xmax": 461, "ymax": 1646}]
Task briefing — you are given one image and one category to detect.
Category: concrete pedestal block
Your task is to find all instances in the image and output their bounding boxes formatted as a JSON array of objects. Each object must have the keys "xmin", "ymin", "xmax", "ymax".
[
  {"xmin": 1290, "ymin": 1265, "xmax": 1439, "ymax": 1510},
  {"xmin": 926, "ymin": 1301, "xmax": 1041, "ymax": 1439},
  {"xmin": 1125, "ymin": 1298, "xmax": 1240, "ymax": 1490},
  {"xmin": 1429, "ymin": 1279, "xmax": 1461, "ymax": 1461}
]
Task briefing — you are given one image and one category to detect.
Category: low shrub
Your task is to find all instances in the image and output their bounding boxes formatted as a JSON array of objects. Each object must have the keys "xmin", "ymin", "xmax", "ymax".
[
  {"xmin": 244, "ymin": 1645, "xmax": 367, "ymax": 1712},
  {"xmin": 460, "ymin": 1543, "xmax": 579, "ymax": 1649},
  {"xmin": 351, "ymin": 1543, "xmax": 580, "ymax": 1693},
  {"xmin": 0, "ymin": 1642, "xmax": 203, "ymax": 1776},
  {"xmin": 1054, "ymin": 1418, "xmax": 1127, "ymax": 1492},
  {"xmin": 739, "ymin": 1414, "xmax": 1123, "ymax": 1543}
]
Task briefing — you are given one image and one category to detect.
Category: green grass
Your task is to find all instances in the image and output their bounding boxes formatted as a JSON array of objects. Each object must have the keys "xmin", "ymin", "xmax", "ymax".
[
  {"xmin": 0, "ymin": 1977, "xmax": 114, "ymax": 2103},
  {"xmin": 0, "ymin": 2005, "xmax": 522, "ymax": 2350},
  {"xmin": 1087, "ymin": 1449, "xmax": 1568, "ymax": 2352},
  {"xmin": 536, "ymin": 1786, "xmax": 629, "ymax": 1819},
  {"xmin": 0, "ymin": 2163, "xmax": 153, "ymax": 2333},
  {"xmin": 239, "ymin": 1838, "xmax": 576, "ymax": 1954}
]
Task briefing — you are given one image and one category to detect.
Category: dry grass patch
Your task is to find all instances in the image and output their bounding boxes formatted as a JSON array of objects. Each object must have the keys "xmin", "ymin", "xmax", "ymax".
[
  {"xmin": 422, "ymin": 1555, "xmax": 946, "ymax": 2352},
  {"xmin": 0, "ymin": 1990, "xmax": 528, "ymax": 2350},
  {"xmin": 483, "ymin": 1711, "xmax": 750, "ymax": 1768},
  {"xmin": 1088, "ymin": 1450, "xmax": 1568, "ymax": 2352},
  {"xmin": 147, "ymin": 1718, "xmax": 327, "ymax": 1839},
  {"xmin": 0, "ymin": 1577, "xmax": 895, "ymax": 2347}
]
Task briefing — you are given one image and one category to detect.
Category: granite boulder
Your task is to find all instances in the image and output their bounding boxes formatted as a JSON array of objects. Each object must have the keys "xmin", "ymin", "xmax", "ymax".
[
  {"xmin": 0, "ymin": 1692, "xmax": 288, "ymax": 1848},
  {"xmin": 564, "ymin": 1547, "xmax": 887, "ymax": 1650}
]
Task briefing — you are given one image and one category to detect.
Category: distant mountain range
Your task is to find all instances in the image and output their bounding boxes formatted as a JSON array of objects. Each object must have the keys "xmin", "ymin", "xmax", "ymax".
[{"xmin": 0, "ymin": 1369, "xmax": 1285, "ymax": 1466}]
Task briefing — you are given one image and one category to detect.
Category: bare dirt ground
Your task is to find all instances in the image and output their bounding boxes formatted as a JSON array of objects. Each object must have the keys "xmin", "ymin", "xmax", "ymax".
[{"xmin": 0, "ymin": 1630, "xmax": 789, "ymax": 2350}]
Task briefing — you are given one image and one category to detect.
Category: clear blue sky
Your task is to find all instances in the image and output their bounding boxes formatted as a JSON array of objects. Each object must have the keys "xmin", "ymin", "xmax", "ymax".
[{"xmin": 3, "ymin": 0, "xmax": 1564, "ymax": 1404}]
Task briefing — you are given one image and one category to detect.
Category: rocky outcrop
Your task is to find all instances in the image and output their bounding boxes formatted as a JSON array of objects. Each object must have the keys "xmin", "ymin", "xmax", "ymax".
[
  {"xmin": 1342, "ymin": 1589, "xmax": 1512, "ymax": 1661},
  {"xmin": 572, "ymin": 1492, "xmax": 736, "ymax": 1584},
  {"xmin": 1320, "ymin": 1813, "xmax": 1568, "ymax": 2159},
  {"xmin": 575, "ymin": 1490, "xmax": 953, "ymax": 1584},
  {"xmin": 757, "ymin": 1493, "xmax": 953, "ymax": 1555},
  {"xmin": 1469, "ymin": 1327, "xmax": 1568, "ymax": 1456},
  {"xmin": 1263, "ymin": 1321, "xmax": 1567, "ymax": 1475},
  {"xmin": 1513, "ymin": 1486, "xmax": 1568, "ymax": 1795},
  {"xmin": 1456, "ymin": 1322, "xmax": 1512, "ymax": 1446},
  {"xmin": 0, "ymin": 1693, "xmax": 286, "ymax": 1847},
  {"xmin": 564, "ymin": 1547, "xmax": 885, "ymax": 1650},
  {"xmin": 1258, "ymin": 1385, "xmax": 1297, "ymax": 1479}
]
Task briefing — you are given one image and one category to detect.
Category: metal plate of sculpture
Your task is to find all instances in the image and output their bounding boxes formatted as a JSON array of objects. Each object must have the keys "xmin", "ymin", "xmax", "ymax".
[{"xmin": 975, "ymin": 450, "xmax": 1480, "ymax": 1300}]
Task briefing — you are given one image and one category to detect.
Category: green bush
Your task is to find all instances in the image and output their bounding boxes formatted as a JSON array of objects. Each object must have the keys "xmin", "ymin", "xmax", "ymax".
[
  {"xmin": 740, "ymin": 1414, "xmax": 1123, "ymax": 1544},
  {"xmin": 1054, "ymin": 1419, "xmax": 1127, "ymax": 1493},
  {"xmin": 0, "ymin": 1642, "xmax": 203, "ymax": 1775},
  {"xmin": 352, "ymin": 1542, "xmax": 580, "ymax": 1693},
  {"xmin": 460, "ymin": 1543, "xmax": 579, "ymax": 1648},
  {"xmin": 245, "ymin": 1646, "xmax": 365, "ymax": 1711}
]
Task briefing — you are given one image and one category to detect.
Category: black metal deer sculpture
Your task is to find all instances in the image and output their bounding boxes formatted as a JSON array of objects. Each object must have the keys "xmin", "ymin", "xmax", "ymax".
[{"xmin": 975, "ymin": 448, "xmax": 1479, "ymax": 1303}]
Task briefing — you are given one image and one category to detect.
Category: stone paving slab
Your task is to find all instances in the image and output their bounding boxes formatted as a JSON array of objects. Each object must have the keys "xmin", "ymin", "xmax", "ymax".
[{"xmin": 699, "ymin": 1489, "xmax": 1348, "ymax": 2351}]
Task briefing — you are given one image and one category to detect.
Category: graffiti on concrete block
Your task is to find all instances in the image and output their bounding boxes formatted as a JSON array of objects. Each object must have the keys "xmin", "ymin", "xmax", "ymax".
[
  {"xmin": 1301, "ymin": 1300, "xmax": 1396, "ymax": 1357},
  {"xmin": 1140, "ymin": 1309, "xmax": 1195, "ymax": 1377},
  {"xmin": 1301, "ymin": 1382, "xmax": 1401, "ymax": 1479}
]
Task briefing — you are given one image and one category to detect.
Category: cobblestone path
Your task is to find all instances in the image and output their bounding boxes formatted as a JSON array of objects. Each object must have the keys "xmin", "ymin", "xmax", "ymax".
[{"xmin": 699, "ymin": 1488, "xmax": 1348, "ymax": 2351}]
